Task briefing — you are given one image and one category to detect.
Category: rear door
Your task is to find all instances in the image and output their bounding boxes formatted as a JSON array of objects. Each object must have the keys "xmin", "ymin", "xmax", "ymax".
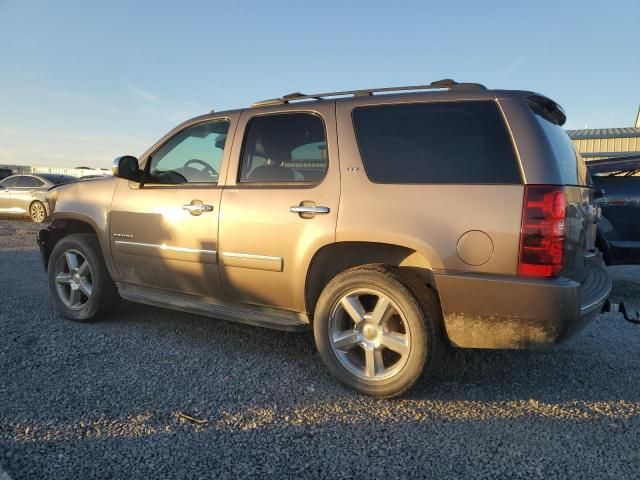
[{"xmin": 218, "ymin": 104, "xmax": 339, "ymax": 312}]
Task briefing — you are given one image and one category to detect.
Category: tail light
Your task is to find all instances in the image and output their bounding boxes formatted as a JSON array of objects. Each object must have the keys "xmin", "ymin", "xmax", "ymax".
[{"xmin": 518, "ymin": 185, "xmax": 566, "ymax": 278}]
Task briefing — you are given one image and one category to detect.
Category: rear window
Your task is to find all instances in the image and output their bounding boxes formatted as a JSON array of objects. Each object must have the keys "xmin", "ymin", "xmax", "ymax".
[
  {"xmin": 352, "ymin": 101, "xmax": 521, "ymax": 184},
  {"xmin": 40, "ymin": 174, "xmax": 76, "ymax": 185},
  {"xmin": 19, "ymin": 176, "xmax": 45, "ymax": 187},
  {"xmin": 532, "ymin": 113, "xmax": 588, "ymax": 186}
]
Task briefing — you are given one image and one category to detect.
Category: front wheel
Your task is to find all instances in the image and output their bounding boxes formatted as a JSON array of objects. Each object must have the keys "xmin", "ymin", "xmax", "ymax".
[
  {"xmin": 314, "ymin": 265, "xmax": 443, "ymax": 398},
  {"xmin": 47, "ymin": 233, "xmax": 119, "ymax": 322}
]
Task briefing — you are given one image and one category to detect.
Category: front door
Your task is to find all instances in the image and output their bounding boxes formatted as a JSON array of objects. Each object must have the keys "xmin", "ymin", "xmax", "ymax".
[
  {"xmin": 0, "ymin": 176, "xmax": 21, "ymax": 213},
  {"xmin": 218, "ymin": 105, "xmax": 340, "ymax": 312},
  {"xmin": 110, "ymin": 117, "xmax": 235, "ymax": 298},
  {"xmin": 13, "ymin": 175, "xmax": 45, "ymax": 214}
]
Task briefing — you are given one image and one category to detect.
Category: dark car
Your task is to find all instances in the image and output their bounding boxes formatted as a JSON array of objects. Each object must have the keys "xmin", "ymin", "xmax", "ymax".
[
  {"xmin": 0, "ymin": 168, "xmax": 13, "ymax": 180},
  {"xmin": 590, "ymin": 155, "xmax": 640, "ymax": 265},
  {"xmin": 0, "ymin": 173, "xmax": 76, "ymax": 222}
]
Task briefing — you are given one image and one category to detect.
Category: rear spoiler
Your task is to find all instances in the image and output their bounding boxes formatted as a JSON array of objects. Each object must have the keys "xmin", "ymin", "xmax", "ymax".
[
  {"xmin": 525, "ymin": 94, "xmax": 567, "ymax": 126},
  {"xmin": 587, "ymin": 155, "xmax": 640, "ymax": 175}
]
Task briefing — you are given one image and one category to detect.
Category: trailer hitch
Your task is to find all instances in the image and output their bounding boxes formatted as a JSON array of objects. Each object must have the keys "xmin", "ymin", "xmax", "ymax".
[{"xmin": 602, "ymin": 300, "xmax": 640, "ymax": 324}]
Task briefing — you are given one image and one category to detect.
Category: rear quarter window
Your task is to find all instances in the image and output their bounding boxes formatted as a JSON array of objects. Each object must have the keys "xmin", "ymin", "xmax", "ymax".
[{"xmin": 352, "ymin": 101, "xmax": 521, "ymax": 184}]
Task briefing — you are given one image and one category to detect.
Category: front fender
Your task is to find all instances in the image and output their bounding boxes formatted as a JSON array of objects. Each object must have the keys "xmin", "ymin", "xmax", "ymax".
[{"xmin": 41, "ymin": 177, "xmax": 119, "ymax": 276}]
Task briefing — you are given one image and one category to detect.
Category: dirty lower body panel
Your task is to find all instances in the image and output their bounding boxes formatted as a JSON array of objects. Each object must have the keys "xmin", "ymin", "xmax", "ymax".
[{"xmin": 435, "ymin": 261, "xmax": 611, "ymax": 349}]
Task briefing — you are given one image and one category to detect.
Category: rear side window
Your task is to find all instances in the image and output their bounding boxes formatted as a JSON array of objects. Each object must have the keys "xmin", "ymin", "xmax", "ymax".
[
  {"xmin": 19, "ymin": 176, "xmax": 44, "ymax": 187},
  {"xmin": 352, "ymin": 101, "xmax": 521, "ymax": 184},
  {"xmin": 239, "ymin": 113, "xmax": 327, "ymax": 183}
]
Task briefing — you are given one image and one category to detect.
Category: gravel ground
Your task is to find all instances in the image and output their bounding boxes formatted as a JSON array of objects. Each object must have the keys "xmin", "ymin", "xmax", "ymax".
[{"xmin": 0, "ymin": 218, "xmax": 639, "ymax": 479}]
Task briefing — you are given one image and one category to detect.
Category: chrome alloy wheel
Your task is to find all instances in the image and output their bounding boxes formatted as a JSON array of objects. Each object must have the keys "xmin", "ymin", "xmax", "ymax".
[
  {"xmin": 329, "ymin": 289, "xmax": 411, "ymax": 381},
  {"xmin": 54, "ymin": 249, "xmax": 93, "ymax": 310},
  {"xmin": 30, "ymin": 202, "xmax": 46, "ymax": 223}
]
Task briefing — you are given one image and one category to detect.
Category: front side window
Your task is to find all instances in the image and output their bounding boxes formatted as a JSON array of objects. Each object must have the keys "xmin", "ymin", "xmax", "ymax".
[
  {"xmin": 239, "ymin": 113, "xmax": 327, "ymax": 183},
  {"xmin": 352, "ymin": 101, "xmax": 521, "ymax": 184},
  {"xmin": 19, "ymin": 176, "xmax": 44, "ymax": 188},
  {"xmin": 148, "ymin": 120, "xmax": 230, "ymax": 184},
  {"xmin": 0, "ymin": 176, "xmax": 20, "ymax": 188}
]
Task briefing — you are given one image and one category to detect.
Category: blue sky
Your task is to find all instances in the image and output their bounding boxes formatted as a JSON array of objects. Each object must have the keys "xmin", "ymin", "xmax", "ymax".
[{"xmin": 1, "ymin": 0, "xmax": 638, "ymax": 168}]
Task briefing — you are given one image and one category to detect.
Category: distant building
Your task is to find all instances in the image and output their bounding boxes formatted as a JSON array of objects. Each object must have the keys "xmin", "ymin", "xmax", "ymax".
[
  {"xmin": 0, "ymin": 165, "xmax": 111, "ymax": 178},
  {"xmin": 568, "ymin": 107, "xmax": 640, "ymax": 161}
]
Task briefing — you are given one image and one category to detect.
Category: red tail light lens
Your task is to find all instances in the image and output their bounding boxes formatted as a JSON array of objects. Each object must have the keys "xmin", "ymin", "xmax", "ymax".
[{"xmin": 518, "ymin": 185, "xmax": 566, "ymax": 278}]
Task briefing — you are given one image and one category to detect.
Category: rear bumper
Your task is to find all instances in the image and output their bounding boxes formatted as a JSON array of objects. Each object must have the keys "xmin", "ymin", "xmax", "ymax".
[{"xmin": 435, "ymin": 256, "xmax": 611, "ymax": 349}]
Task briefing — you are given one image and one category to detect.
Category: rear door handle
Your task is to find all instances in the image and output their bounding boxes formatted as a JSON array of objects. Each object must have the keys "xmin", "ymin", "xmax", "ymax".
[{"xmin": 183, "ymin": 200, "xmax": 214, "ymax": 216}]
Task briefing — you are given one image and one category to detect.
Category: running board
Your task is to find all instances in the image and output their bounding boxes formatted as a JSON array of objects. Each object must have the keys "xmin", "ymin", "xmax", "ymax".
[{"xmin": 116, "ymin": 283, "xmax": 311, "ymax": 331}]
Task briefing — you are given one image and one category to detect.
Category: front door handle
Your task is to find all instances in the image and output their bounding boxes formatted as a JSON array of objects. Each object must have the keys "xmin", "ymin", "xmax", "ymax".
[
  {"xmin": 183, "ymin": 200, "xmax": 214, "ymax": 216},
  {"xmin": 290, "ymin": 205, "xmax": 330, "ymax": 214},
  {"xmin": 290, "ymin": 203, "xmax": 330, "ymax": 219}
]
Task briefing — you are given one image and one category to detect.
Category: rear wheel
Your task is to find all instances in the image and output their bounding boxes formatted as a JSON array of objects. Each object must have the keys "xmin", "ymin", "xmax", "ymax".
[
  {"xmin": 29, "ymin": 201, "xmax": 46, "ymax": 223},
  {"xmin": 314, "ymin": 265, "xmax": 443, "ymax": 397},
  {"xmin": 48, "ymin": 234, "xmax": 119, "ymax": 322}
]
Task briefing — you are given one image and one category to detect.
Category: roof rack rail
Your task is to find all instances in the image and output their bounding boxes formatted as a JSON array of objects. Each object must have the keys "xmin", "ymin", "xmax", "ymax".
[{"xmin": 251, "ymin": 79, "xmax": 486, "ymax": 107}]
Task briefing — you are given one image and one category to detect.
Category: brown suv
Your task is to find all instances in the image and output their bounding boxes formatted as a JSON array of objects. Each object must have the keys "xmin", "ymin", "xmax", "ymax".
[{"xmin": 38, "ymin": 79, "xmax": 611, "ymax": 397}]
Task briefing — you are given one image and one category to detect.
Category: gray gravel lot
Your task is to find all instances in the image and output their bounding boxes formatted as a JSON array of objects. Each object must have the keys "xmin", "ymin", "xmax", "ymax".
[{"xmin": 1, "ymin": 218, "xmax": 639, "ymax": 479}]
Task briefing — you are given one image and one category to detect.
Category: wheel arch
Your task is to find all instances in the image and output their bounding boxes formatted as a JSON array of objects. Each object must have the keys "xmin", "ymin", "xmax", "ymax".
[
  {"xmin": 28, "ymin": 198, "xmax": 48, "ymax": 218},
  {"xmin": 39, "ymin": 214, "xmax": 114, "ymax": 276},
  {"xmin": 305, "ymin": 241, "xmax": 437, "ymax": 315}
]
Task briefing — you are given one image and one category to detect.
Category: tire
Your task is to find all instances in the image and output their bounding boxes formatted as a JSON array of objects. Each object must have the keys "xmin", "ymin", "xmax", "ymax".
[
  {"xmin": 29, "ymin": 201, "xmax": 47, "ymax": 223},
  {"xmin": 313, "ymin": 264, "xmax": 443, "ymax": 398},
  {"xmin": 47, "ymin": 233, "xmax": 119, "ymax": 322}
]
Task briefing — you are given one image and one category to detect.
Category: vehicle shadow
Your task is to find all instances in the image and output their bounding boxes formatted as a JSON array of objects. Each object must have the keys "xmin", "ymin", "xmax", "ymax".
[
  {"xmin": 110, "ymin": 297, "xmax": 640, "ymax": 406},
  {"xmin": 2, "ymin": 247, "xmax": 639, "ymax": 480}
]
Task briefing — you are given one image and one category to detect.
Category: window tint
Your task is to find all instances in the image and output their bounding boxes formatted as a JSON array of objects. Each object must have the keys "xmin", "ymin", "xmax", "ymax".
[
  {"xmin": 40, "ymin": 174, "xmax": 76, "ymax": 185},
  {"xmin": 532, "ymin": 112, "xmax": 587, "ymax": 186},
  {"xmin": 149, "ymin": 120, "xmax": 230, "ymax": 184},
  {"xmin": 239, "ymin": 113, "xmax": 327, "ymax": 183},
  {"xmin": 352, "ymin": 101, "xmax": 521, "ymax": 184},
  {"xmin": 0, "ymin": 176, "xmax": 20, "ymax": 187},
  {"xmin": 19, "ymin": 176, "xmax": 44, "ymax": 188}
]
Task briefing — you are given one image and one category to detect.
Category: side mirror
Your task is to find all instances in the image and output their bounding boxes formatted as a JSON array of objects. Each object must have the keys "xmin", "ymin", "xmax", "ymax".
[{"xmin": 112, "ymin": 155, "xmax": 142, "ymax": 181}]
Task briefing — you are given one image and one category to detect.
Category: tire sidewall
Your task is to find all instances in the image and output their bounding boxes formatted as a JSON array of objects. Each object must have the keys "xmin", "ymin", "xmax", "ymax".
[
  {"xmin": 314, "ymin": 267, "xmax": 432, "ymax": 397},
  {"xmin": 48, "ymin": 234, "xmax": 110, "ymax": 322}
]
